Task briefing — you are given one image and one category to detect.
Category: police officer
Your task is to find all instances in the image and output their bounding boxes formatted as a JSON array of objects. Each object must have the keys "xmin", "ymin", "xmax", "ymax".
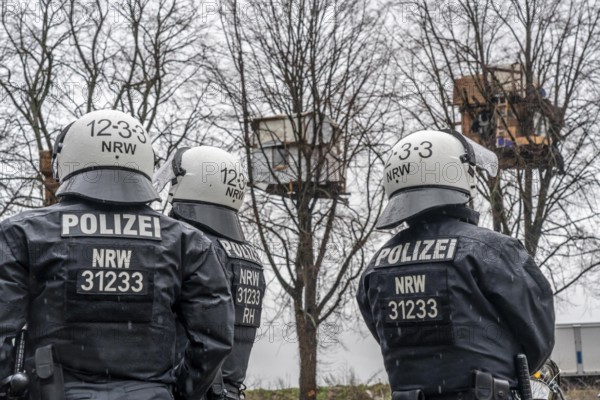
[
  {"xmin": 0, "ymin": 110, "xmax": 234, "ymax": 400},
  {"xmin": 356, "ymin": 130, "xmax": 555, "ymax": 400},
  {"xmin": 154, "ymin": 146, "xmax": 266, "ymax": 400}
]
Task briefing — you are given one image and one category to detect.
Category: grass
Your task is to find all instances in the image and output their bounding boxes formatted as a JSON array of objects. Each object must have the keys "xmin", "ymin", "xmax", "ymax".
[
  {"xmin": 565, "ymin": 388, "xmax": 598, "ymax": 400},
  {"xmin": 246, "ymin": 384, "xmax": 391, "ymax": 400}
]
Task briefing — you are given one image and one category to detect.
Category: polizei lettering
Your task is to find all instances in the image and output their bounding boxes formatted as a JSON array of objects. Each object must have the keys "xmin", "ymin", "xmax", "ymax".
[
  {"xmin": 61, "ymin": 212, "xmax": 161, "ymax": 240},
  {"xmin": 219, "ymin": 239, "xmax": 262, "ymax": 265},
  {"xmin": 374, "ymin": 237, "xmax": 458, "ymax": 267}
]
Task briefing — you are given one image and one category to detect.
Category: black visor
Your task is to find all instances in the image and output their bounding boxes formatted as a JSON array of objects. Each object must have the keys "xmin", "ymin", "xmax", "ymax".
[
  {"xmin": 171, "ymin": 201, "xmax": 245, "ymax": 241},
  {"xmin": 376, "ymin": 187, "xmax": 470, "ymax": 230},
  {"xmin": 56, "ymin": 168, "xmax": 160, "ymax": 205}
]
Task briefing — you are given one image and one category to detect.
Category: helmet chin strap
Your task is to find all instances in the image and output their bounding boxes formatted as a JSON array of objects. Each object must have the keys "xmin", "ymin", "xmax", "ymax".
[
  {"xmin": 171, "ymin": 147, "xmax": 191, "ymax": 176},
  {"xmin": 464, "ymin": 160, "xmax": 477, "ymax": 199},
  {"xmin": 167, "ymin": 183, "xmax": 177, "ymax": 204}
]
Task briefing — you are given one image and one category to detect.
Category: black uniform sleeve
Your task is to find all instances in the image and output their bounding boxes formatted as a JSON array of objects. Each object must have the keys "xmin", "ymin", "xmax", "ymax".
[
  {"xmin": 356, "ymin": 263, "xmax": 380, "ymax": 343},
  {"xmin": 479, "ymin": 238, "xmax": 555, "ymax": 372},
  {"xmin": 176, "ymin": 231, "xmax": 235, "ymax": 400},
  {"xmin": 0, "ymin": 224, "xmax": 28, "ymax": 379}
]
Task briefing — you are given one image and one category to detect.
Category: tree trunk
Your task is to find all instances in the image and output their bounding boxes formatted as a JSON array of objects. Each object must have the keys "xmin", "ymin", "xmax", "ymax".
[
  {"xmin": 295, "ymin": 190, "xmax": 318, "ymax": 400},
  {"xmin": 523, "ymin": 168, "xmax": 534, "ymax": 254},
  {"xmin": 488, "ymin": 176, "xmax": 510, "ymax": 234},
  {"xmin": 296, "ymin": 307, "xmax": 318, "ymax": 400}
]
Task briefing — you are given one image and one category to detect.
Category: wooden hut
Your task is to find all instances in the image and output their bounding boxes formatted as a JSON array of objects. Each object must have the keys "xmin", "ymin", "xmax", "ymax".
[{"xmin": 250, "ymin": 112, "xmax": 346, "ymax": 198}]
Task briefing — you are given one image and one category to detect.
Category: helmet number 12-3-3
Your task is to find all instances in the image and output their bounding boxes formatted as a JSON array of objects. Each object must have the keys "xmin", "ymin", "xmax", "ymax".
[{"xmin": 87, "ymin": 118, "xmax": 147, "ymax": 144}]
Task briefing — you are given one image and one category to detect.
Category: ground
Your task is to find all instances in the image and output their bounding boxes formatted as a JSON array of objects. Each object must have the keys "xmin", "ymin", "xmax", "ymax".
[
  {"xmin": 566, "ymin": 389, "xmax": 598, "ymax": 400},
  {"xmin": 246, "ymin": 384, "xmax": 390, "ymax": 400}
]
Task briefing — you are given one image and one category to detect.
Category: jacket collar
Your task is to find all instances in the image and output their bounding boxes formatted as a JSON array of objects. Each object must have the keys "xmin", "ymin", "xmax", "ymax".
[{"xmin": 410, "ymin": 205, "xmax": 480, "ymax": 226}]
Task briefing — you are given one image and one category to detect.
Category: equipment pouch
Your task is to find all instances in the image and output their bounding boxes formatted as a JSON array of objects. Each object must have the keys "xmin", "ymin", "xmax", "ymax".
[
  {"xmin": 473, "ymin": 370, "xmax": 493, "ymax": 400},
  {"xmin": 392, "ymin": 389, "xmax": 425, "ymax": 400},
  {"xmin": 492, "ymin": 378, "xmax": 510, "ymax": 400},
  {"xmin": 33, "ymin": 345, "xmax": 65, "ymax": 400}
]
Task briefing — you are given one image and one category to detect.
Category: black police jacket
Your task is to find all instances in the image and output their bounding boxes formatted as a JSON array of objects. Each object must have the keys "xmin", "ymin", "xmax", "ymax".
[
  {"xmin": 357, "ymin": 206, "xmax": 555, "ymax": 394},
  {"xmin": 171, "ymin": 215, "xmax": 265, "ymax": 395},
  {"xmin": 0, "ymin": 199, "xmax": 234, "ymax": 399},
  {"xmin": 206, "ymin": 232, "xmax": 265, "ymax": 392}
]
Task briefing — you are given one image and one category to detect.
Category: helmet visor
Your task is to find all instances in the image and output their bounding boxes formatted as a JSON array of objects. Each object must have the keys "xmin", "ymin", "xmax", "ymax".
[
  {"xmin": 153, "ymin": 152, "xmax": 178, "ymax": 193},
  {"xmin": 153, "ymin": 147, "xmax": 191, "ymax": 193},
  {"xmin": 376, "ymin": 187, "xmax": 470, "ymax": 230},
  {"xmin": 171, "ymin": 201, "xmax": 245, "ymax": 241},
  {"xmin": 56, "ymin": 168, "xmax": 159, "ymax": 204},
  {"xmin": 463, "ymin": 135, "xmax": 499, "ymax": 177}
]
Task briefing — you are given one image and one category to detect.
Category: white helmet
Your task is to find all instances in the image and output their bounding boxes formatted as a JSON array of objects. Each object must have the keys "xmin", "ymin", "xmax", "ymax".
[
  {"xmin": 53, "ymin": 110, "xmax": 158, "ymax": 204},
  {"xmin": 153, "ymin": 146, "xmax": 247, "ymax": 241},
  {"xmin": 377, "ymin": 129, "xmax": 498, "ymax": 229}
]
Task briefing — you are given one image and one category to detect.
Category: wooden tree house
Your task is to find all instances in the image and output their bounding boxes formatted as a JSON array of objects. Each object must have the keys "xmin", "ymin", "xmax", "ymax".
[
  {"xmin": 453, "ymin": 64, "xmax": 564, "ymax": 169},
  {"xmin": 250, "ymin": 112, "xmax": 346, "ymax": 198}
]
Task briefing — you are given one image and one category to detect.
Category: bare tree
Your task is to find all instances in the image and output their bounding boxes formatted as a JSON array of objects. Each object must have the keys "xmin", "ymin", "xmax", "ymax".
[
  {"xmin": 0, "ymin": 0, "xmax": 214, "ymax": 213},
  {"xmin": 206, "ymin": 0, "xmax": 396, "ymax": 397},
  {"xmin": 0, "ymin": 0, "xmax": 71, "ymax": 209},
  {"xmin": 389, "ymin": 0, "xmax": 600, "ymax": 294}
]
